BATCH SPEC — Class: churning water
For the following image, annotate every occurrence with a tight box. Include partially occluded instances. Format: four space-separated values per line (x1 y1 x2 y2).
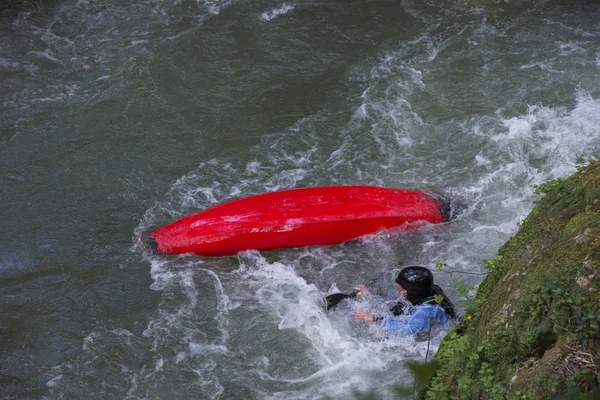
2 0 600 398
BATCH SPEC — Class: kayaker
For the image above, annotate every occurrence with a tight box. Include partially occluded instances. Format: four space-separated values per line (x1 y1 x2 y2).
352 266 456 335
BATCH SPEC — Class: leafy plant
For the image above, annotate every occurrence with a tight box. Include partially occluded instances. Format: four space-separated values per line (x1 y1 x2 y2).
533 177 567 197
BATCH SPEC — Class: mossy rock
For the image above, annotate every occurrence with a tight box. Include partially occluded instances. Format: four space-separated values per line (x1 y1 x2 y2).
426 161 600 399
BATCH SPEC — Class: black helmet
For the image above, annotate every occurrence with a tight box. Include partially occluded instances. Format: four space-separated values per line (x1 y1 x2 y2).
395 266 434 304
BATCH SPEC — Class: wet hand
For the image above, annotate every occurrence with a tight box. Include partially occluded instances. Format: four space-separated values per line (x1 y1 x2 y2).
353 284 369 297
353 310 375 322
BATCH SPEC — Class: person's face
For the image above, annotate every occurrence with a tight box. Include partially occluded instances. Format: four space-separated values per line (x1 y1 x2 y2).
396 284 407 300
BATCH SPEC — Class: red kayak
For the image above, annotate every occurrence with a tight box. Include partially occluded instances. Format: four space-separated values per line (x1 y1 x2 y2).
147 186 449 257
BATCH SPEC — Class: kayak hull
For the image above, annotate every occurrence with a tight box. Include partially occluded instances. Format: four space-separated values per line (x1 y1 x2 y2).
148 186 447 256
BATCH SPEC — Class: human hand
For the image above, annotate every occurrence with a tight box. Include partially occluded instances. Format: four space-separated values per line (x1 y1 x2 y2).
353 310 374 322
397 288 407 301
395 283 407 300
353 284 369 297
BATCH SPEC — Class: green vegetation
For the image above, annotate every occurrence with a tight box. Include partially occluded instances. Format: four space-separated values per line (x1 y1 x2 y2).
425 160 600 399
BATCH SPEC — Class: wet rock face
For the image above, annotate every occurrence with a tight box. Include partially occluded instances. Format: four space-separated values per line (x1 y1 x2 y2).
428 161 600 399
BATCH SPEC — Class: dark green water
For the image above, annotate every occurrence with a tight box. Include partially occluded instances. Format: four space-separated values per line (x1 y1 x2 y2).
2 0 600 398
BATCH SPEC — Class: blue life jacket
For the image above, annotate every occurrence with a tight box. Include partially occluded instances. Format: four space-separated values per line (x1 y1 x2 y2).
379 303 448 335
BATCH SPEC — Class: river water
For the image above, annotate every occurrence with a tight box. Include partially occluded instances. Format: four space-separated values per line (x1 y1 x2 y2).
2 0 600 398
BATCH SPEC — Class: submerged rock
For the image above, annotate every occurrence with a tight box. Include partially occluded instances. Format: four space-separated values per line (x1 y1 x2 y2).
428 161 600 399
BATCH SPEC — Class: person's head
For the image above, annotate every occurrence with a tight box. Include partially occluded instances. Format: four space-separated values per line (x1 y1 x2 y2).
395 266 434 304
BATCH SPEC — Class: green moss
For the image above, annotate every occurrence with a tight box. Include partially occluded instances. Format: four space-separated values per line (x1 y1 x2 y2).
426 161 600 399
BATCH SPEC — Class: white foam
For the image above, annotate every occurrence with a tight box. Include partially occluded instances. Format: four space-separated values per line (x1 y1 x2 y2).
129 39 149 47
519 62 563 73
126 374 138 398
30 49 63 64
155 358 164 371
224 252 454 398
475 154 491 166
202 0 233 16
499 90 600 181
559 42 585 56
246 161 262 174
82 331 98 351
261 4 295 21
46 375 62 388
0 58 23 70
188 342 229 357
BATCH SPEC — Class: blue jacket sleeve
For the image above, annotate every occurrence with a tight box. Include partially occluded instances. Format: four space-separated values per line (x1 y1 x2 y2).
379 304 448 335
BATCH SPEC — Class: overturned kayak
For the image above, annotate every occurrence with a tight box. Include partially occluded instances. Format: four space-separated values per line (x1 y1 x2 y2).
147 186 449 257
